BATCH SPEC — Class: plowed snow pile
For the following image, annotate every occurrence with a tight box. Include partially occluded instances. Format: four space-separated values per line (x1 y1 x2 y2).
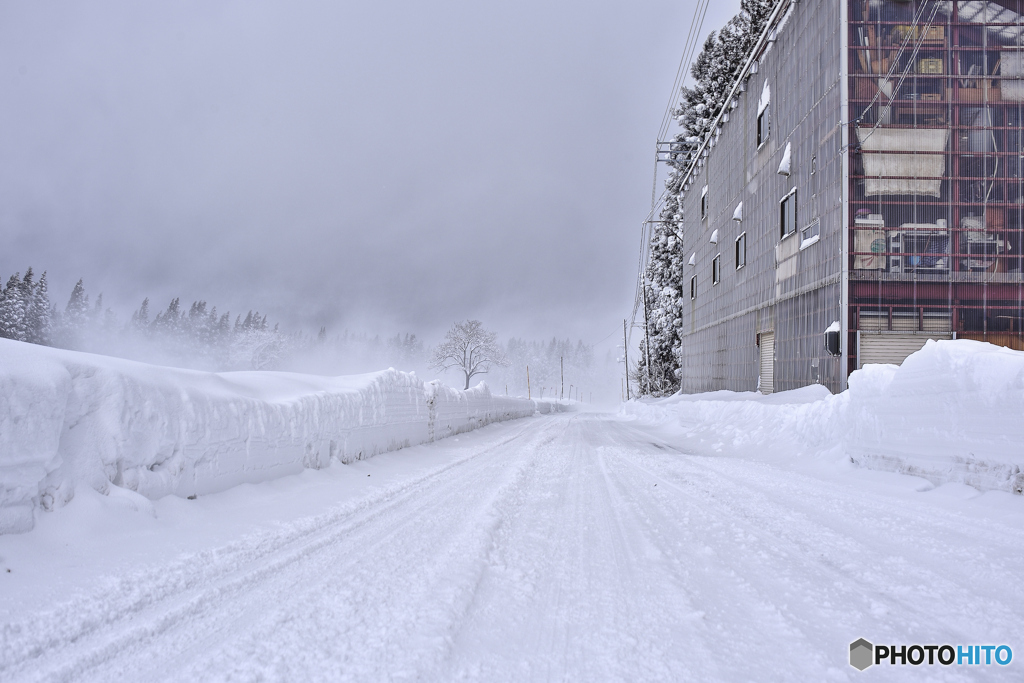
0 339 536 534
624 339 1024 495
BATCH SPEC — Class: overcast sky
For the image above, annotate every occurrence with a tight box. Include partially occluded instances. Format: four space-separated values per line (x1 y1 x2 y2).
0 0 737 348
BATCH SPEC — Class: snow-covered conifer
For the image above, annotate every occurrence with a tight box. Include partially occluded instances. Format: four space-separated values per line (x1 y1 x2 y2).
640 1 777 395
65 279 90 331
0 273 27 341
133 298 151 329
25 270 52 345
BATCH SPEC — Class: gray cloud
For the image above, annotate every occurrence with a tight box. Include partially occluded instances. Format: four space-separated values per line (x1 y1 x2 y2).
0 0 737 346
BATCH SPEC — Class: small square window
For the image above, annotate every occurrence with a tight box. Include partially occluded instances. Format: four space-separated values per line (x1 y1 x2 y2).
780 189 797 238
690 275 696 300
735 232 747 269
712 254 722 285
757 109 770 147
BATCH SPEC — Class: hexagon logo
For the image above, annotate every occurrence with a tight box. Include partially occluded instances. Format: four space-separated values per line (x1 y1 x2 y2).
850 638 874 671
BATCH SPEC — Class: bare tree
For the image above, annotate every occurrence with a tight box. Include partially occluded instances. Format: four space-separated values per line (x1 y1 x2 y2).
431 320 508 389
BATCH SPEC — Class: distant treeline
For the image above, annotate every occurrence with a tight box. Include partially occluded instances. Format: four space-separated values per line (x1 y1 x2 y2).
0 267 597 390
0 266 423 371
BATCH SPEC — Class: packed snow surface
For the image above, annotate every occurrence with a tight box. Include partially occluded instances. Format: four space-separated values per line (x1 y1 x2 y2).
625 340 1024 495
0 339 537 534
0 411 1021 681
1 338 1022 680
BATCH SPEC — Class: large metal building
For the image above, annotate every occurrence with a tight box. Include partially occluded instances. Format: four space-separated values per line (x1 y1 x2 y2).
672 0 1024 394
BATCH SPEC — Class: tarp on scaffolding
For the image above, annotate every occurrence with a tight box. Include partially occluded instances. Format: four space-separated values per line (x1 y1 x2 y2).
857 128 948 197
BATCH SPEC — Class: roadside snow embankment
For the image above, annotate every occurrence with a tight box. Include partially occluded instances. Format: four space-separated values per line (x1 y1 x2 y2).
624 340 1024 495
0 339 536 534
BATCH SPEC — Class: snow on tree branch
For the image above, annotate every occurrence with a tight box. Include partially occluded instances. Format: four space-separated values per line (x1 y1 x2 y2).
430 320 508 390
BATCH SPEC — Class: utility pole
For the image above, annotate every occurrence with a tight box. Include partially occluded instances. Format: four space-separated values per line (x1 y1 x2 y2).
642 277 653 395
527 365 531 399
623 318 630 401
560 356 564 400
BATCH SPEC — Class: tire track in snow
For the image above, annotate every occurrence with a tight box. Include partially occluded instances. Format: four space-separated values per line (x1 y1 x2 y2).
6 412 1021 682
442 416 711 682
598 416 1024 682
0 418 554 683
171 417 572 682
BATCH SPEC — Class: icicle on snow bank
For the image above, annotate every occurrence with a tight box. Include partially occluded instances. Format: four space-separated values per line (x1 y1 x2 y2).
0 339 538 534
623 340 1024 495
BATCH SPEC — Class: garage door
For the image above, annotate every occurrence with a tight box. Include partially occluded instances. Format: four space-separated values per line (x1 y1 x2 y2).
759 332 775 394
858 332 952 367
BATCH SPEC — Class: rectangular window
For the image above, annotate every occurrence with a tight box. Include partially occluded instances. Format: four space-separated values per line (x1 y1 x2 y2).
780 189 797 238
800 218 820 250
712 254 722 285
735 232 747 268
757 109 769 147
757 81 770 148
700 185 708 221
690 275 696 300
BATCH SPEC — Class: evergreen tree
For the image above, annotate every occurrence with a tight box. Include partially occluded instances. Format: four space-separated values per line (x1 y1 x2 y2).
91 293 105 326
642 0 777 395
154 298 181 334
0 273 27 341
26 271 52 345
132 298 150 329
65 279 90 332
187 301 211 349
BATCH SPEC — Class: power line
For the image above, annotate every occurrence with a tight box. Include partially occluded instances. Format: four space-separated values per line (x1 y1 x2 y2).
631 0 791 367
657 0 711 143
633 0 714 360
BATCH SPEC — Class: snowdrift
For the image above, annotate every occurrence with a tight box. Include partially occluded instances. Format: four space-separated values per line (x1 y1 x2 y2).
0 340 537 534
624 340 1024 495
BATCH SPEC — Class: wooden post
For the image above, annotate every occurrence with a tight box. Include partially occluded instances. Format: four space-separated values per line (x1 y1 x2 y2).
560 357 564 400
527 365 531 399
623 319 631 400
642 276 652 395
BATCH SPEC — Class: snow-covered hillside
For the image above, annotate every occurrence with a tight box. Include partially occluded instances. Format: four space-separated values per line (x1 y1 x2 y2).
624 339 1024 495
0 339 538 534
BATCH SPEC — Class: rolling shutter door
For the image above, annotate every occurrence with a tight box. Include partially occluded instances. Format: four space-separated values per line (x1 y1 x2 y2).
759 332 775 394
858 333 952 367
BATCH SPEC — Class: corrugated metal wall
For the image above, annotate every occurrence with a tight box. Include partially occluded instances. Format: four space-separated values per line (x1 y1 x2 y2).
848 0 1024 369
676 0 845 393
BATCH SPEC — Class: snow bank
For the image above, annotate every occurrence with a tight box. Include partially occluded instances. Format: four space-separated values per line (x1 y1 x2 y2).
623 340 1024 495
532 399 575 415
0 339 537 534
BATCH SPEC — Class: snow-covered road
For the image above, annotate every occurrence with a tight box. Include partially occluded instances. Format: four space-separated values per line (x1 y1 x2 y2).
2 412 1022 682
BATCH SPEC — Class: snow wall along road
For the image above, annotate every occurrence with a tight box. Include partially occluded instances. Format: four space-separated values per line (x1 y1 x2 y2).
0 339 538 534
624 340 1024 496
